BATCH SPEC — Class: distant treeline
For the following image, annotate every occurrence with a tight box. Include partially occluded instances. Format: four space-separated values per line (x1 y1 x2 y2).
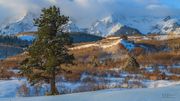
0 35 31 47
0 32 102 48
70 32 103 43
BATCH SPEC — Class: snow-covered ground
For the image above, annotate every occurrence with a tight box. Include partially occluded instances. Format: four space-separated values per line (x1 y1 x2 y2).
1 85 180 101
0 72 180 99
144 80 180 88
0 79 24 98
0 63 180 99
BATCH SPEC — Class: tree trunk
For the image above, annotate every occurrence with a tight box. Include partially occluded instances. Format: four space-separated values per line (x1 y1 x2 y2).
50 68 59 95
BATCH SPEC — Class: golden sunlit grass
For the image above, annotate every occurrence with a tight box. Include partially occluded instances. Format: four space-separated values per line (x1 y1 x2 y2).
137 50 180 66
0 52 27 69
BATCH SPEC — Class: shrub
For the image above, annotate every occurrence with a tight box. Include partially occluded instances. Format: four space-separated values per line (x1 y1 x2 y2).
0 67 15 79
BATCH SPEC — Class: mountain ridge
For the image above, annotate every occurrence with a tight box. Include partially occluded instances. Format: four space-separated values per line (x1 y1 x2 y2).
0 12 180 36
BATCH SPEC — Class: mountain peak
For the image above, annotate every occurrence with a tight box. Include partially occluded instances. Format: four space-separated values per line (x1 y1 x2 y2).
0 12 37 35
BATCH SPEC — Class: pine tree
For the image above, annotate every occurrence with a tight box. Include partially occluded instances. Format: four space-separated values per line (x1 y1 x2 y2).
123 55 140 73
21 6 74 95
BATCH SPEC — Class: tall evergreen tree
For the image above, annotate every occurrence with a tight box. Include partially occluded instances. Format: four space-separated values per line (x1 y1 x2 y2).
21 6 74 95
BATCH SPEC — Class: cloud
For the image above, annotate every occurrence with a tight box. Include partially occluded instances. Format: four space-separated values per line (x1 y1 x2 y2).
0 0 53 24
0 0 180 27
57 0 180 27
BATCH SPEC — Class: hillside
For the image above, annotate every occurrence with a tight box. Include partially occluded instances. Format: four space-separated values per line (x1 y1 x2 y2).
0 35 180 98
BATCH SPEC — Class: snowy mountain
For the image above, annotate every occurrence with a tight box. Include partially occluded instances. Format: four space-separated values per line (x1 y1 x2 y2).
0 12 180 36
0 12 37 35
89 14 180 36
0 13 80 35
88 15 142 36
152 16 180 34
62 20 81 33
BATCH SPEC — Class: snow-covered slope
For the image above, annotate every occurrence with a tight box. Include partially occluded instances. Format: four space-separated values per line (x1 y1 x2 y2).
1 85 180 101
120 39 135 51
119 38 157 52
0 79 25 98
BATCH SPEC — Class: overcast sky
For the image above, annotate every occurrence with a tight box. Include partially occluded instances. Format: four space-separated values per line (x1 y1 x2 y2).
0 0 180 27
